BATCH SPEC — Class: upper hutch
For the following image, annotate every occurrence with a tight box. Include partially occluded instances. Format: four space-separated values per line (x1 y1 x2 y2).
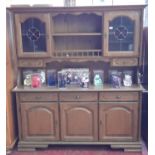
7 5 146 152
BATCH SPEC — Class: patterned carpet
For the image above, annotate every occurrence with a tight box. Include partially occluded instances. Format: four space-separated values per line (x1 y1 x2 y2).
9 143 148 155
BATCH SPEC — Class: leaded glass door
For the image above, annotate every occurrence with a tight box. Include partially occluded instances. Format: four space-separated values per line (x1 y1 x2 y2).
104 11 140 57
15 14 51 57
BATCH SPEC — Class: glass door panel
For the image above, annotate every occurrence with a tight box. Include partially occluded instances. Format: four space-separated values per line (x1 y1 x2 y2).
104 11 140 57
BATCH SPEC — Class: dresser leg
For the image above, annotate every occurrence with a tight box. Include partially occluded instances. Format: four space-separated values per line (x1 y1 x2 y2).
111 143 142 152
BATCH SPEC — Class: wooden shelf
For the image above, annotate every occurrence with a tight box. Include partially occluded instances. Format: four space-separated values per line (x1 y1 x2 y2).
54 49 102 52
13 84 144 92
52 33 102 36
53 49 102 57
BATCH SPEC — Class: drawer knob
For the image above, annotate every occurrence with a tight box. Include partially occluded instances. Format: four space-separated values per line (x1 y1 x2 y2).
99 120 102 125
116 96 121 99
35 96 42 100
75 95 80 99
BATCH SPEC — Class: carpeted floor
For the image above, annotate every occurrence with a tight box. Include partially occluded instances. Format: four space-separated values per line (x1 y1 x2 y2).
8 143 148 155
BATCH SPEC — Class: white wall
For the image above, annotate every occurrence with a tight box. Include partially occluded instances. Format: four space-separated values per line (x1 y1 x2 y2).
6 0 146 6
6 0 147 27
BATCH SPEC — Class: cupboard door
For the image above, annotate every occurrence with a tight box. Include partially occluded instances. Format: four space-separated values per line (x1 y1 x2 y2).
60 102 98 141
21 102 59 141
104 11 140 57
15 13 51 58
99 102 139 141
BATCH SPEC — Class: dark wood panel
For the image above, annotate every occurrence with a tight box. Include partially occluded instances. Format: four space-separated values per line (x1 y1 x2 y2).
53 36 102 51
52 14 102 33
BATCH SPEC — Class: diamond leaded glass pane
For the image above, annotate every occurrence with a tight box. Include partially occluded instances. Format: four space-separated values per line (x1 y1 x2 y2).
108 16 134 52
21 18 46 52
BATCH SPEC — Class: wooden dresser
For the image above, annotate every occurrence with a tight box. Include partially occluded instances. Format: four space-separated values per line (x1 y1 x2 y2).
7 5 145 152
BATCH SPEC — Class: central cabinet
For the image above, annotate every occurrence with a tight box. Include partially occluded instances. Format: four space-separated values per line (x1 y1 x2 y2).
59 92 98 141
60 102 98 141
8 5 145 152
52 13 102 58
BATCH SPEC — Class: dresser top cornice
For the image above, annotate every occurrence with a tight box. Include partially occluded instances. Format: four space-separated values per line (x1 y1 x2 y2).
7 5 146 13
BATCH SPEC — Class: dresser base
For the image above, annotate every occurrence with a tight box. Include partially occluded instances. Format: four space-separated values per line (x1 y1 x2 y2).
17 141 142 152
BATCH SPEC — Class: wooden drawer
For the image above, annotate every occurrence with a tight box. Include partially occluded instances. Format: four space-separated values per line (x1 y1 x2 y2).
59 92 98 102
99 92 139 101
111 58 138 67
19 93 58 102
18 59 44 68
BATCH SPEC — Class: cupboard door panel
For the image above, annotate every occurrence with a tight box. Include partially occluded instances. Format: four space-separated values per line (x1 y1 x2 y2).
104 11 140 57
21 102 59 141
99 102 139 141
60 102 98 141
15 13 51 58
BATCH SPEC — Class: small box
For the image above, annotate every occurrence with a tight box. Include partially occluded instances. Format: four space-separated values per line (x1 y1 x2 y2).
123 70 133 87
109 70 122 88
47 69 57 86
93 70 104 86
31 74 42 88
23 69 46 87
58 68 90 88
